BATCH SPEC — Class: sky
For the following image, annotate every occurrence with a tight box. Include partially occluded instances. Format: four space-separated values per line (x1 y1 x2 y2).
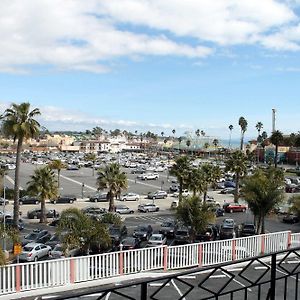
1 0 300 140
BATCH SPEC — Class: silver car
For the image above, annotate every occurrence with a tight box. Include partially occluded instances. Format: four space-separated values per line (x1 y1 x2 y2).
138 203 159 213
115 205 134 214
19 243 51 262
121 193 140 201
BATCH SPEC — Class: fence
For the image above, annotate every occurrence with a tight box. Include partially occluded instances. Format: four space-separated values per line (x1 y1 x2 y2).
0 230 298 297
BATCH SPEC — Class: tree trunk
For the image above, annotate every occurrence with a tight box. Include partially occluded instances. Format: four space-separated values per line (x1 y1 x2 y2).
203 190 207 202
92 164 95 177
261 214 265 234
13 137 23 226
40 198 47 223
108 191 115 212
234 173 240 203
57 169 60 191
179 179 183 203
274 145 278 168
240 133 244 151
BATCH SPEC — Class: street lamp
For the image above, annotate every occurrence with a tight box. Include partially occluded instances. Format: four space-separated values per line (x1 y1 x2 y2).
81 183 85 199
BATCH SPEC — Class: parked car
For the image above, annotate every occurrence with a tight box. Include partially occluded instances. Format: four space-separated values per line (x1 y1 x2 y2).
174 228 190 242
0 197 9 206
224 203 247 213
89 193 108 202
214 207 225 217
19 243 51 262
169 184 179 193
172 190 190 198
36 232 52 244
22 230 50 246
220 188 235 195
49 244 82 259
120 193 140 201
138 203 159 213
27 209 59 219
133 225 153 240
224 181 236 188
220 226 236 240
283 214 300 224
222 218 235 227
120 237 140 250
115 205 134 214
50 196 76 204
45 233 61 249
82 206 107 217
147 190 167 199
109 225 128 245
194 225 219 242
67 165 79 171
240 223 256 237
285 184 300 193
4 217 25 231
159 221 177 237
147 234 167 246
19 196 39 205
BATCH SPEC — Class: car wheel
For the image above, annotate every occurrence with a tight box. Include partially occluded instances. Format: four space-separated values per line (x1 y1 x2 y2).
242 208 246 212
152 196 156 200
19 201 23 205
34 256 38 262
135 198 138 201
130 211 134 214
146 209 149 213
230 209 233 213
34 215 38 219
123 198 126 201
35 200 39 204
70 200 74 204
53 200 57 204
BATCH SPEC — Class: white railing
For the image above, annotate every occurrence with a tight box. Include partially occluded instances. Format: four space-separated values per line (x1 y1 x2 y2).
0 230 297 297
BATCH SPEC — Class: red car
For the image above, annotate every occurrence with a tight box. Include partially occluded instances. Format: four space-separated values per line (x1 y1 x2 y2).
224 203 247 213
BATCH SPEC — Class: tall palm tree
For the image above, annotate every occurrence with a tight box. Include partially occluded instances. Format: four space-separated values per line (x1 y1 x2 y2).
85 153 97 176
204 142 210 158
238 116 248 151
172 129 176 137
225 151 248 202
27 166 58 223
256 122 263 136
170 156 191 202
200 130 205 137
255 122 263 163
186 139 191 152
49 159 66 193
200 164 221 201
261 131 268 163
228 125 233 149
1 102 41 225
212 139 219 151
178 137 182 152
187 168 205 197
242 168 284 233
161 131 164 138
270 130 284 168
97 163 128 212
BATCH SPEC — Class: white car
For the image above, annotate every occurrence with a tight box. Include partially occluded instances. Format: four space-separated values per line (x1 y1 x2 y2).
115 205 134 214
138 203 160 213
147 234 167 246
19 243 51 262
172 190 190 198
50 244 81 259
140 173 159 180
121 193 140 201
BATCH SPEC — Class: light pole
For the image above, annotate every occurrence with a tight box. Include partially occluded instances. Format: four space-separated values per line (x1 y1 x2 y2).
3 175 6 251
81 183 85 199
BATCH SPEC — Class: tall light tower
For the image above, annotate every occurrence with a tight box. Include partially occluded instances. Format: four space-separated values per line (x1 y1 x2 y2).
272 108 276 133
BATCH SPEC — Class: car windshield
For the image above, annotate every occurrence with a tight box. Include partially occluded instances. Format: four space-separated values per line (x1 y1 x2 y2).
150 236 161 241
176 230 188 235
137 227 147 232
23 246 33 252
243 224 255 229
54 246 63 252
123 238 134 244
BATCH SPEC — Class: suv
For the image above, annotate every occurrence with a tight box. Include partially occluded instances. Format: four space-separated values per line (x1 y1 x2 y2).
50 196 76 204
133 225 153 240
159 221 177 238
89 193 108 202
138 203 159 213
174 228 190 242
240 223 256 237
147 190 167 199
140 173 159 180
27 209 59 219
19 196 39 205
224 203 247 213
115 205 134 214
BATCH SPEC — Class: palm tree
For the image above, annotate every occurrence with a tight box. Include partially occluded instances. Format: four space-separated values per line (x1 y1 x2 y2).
1 102 41 225
176 196 215 242
261 131 268 163
186 139 191 154
0 169 5 197
85 153 97 176
49 159 66 193
170 156 191 202
212 138 219 151
225 151 248 202
200 130 205 137
27 166 58 223
57 208 111 255
187 168 205 197
256 122 263 136
270 130 284 168
172 129 176 137
178 137 182 152
200 164 221 201
97 163 128 212
242 168 284 234
238 116 248 151
228 125 233 149
204 142 210 158
161 131 164 138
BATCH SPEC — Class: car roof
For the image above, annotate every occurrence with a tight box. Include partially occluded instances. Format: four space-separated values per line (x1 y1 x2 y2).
25 242 44 247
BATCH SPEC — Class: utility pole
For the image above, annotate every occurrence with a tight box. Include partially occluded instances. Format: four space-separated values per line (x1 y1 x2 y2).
3 175 6 251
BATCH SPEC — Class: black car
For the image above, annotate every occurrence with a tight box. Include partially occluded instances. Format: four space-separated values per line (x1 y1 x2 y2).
89 193 108 202
45 233 61 249
36 232 52 244
22 230 50 246
159 221 177 238
27 209 59 219
50 196 76 204
120 237 140 250
19 196 39 205
3 218 25 231
283 214 300 224
174 228 190 242
240 223 256 237
133 225 153 241
219 226 236 240
194 225 219 242
109 225 128 246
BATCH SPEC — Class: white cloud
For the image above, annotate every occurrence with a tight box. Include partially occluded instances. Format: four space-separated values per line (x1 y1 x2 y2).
0 1 300 73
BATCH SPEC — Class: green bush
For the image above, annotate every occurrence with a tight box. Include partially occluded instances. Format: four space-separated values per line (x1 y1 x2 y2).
1 188 27 200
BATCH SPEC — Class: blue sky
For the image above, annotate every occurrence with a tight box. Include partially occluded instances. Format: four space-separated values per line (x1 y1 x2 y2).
1 0 300 139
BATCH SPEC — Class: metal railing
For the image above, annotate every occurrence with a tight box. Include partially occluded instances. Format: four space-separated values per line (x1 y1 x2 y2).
0 230 298 297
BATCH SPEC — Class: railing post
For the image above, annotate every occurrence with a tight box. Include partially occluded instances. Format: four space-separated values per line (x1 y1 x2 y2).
261 235 265 255
119 251 124 275
163 246 168 271
140 282 147 300
70 259 75 284
15 265 21 292
198 244 203 267
232 240 236 261
268 253 277 300
287 231 292 249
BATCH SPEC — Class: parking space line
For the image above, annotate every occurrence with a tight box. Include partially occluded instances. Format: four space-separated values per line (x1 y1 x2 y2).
178 275 196 279
150 283 170 287
221 271 252 292
128 178 160 189
171 279 186 300
59 174 97 191
210 275 226 278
